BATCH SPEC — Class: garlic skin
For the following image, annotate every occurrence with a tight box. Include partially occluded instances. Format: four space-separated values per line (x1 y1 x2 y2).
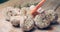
1 7 14 20
0 20 13 32
34 9 56 28
22 15 34 31
45 10 56 22
34 15 50 28
1 7 20 20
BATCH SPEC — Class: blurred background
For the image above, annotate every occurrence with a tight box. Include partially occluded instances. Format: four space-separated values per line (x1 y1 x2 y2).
0 0 60 17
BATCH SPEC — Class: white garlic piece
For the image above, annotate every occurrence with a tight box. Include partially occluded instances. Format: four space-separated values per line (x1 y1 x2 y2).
10 16 20 27
30 5 35 10
20 16 27 27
